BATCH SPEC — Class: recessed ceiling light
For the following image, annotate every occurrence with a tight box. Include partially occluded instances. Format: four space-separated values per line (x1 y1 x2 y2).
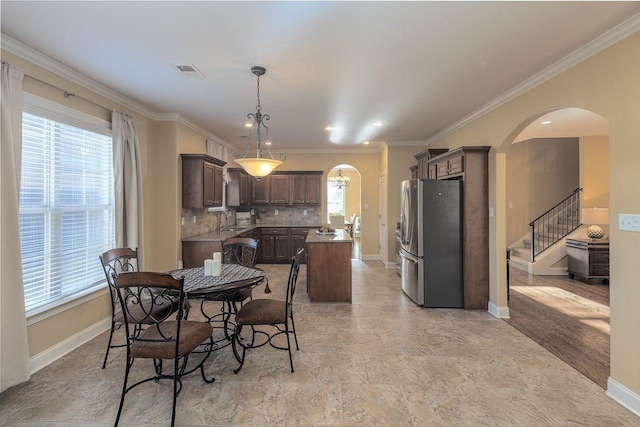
325 126 333 131
363 141 370 145
542 120 552 125
265 141 272 146
245 123 253 128
372 122 384 127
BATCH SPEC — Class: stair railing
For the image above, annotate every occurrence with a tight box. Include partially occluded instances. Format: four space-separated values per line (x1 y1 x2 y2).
529 188 582 262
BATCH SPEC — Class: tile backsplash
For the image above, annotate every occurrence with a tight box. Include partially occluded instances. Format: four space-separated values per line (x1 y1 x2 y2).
243 206 321 226
181 205 321 238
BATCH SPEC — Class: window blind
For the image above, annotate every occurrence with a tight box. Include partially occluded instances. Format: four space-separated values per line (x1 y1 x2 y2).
20 110 115 313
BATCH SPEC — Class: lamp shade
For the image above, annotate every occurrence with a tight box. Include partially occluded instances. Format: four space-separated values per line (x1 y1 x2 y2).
235 157 283 177
582 208 609 225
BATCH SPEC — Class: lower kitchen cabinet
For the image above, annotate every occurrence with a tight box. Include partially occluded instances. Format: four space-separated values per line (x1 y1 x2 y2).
289 228 310 263
259 227 289 263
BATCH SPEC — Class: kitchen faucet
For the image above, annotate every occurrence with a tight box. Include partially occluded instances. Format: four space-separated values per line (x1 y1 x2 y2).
217 209 229 231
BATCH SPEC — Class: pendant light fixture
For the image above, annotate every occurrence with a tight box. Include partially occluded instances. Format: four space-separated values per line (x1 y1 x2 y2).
329 168 351 189
232 66 285 178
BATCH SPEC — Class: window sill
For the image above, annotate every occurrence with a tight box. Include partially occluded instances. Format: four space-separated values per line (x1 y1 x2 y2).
26 283 109 326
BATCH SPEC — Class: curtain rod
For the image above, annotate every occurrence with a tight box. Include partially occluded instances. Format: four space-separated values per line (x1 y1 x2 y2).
24 73 112 113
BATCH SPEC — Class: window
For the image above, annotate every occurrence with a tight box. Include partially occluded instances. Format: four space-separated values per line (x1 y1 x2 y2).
327 183 345 222
20 94 115 314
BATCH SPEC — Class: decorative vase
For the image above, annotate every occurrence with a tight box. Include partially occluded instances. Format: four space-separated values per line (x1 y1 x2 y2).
586 225 605 239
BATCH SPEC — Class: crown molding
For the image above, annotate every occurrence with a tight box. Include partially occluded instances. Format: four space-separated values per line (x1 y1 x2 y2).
425 11 640 146
385 140 427 147
2 34 158 118
2 33 234 148
276 147 382 155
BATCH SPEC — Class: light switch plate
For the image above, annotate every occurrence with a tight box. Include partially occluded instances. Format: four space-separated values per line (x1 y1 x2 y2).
619 213 640 232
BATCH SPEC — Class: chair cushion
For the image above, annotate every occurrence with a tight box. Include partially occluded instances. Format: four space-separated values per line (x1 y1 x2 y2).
130 320 213 359
235 299 287 326
113 297 179 324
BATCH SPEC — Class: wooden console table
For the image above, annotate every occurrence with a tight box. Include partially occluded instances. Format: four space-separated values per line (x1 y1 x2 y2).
566 238 609 283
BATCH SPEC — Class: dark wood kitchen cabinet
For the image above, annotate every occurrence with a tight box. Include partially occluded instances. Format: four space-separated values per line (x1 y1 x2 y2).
414 148 448 179
181 154 226 209
290 172 322 205
435 152 464 179
226 168 250 207
289 228 310 263
250 174 290 204
251 176 270 204
259 227 289 263
270 175 290 204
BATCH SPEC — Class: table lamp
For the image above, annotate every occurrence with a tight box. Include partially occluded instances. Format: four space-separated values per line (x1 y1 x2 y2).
582 207 609 239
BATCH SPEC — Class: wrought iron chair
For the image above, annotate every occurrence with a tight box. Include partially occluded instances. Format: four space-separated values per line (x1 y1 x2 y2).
197 238 261 338
99 248 178 369
232 248 304 374
113 272 214 427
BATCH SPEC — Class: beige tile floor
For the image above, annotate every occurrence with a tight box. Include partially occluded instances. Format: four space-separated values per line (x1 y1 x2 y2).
1 260 638 426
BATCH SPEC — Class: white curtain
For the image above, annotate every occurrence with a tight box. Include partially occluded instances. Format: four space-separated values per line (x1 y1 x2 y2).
206 139 230 184
112 111 144 267
0 60 30 391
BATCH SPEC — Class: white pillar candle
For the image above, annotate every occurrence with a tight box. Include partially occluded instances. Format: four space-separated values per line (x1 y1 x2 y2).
213 252 221 262
204 259 214 276
212 257 222 277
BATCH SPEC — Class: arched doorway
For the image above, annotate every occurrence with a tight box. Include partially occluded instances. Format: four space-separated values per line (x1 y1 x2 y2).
327 164 361 259
501 107 610 388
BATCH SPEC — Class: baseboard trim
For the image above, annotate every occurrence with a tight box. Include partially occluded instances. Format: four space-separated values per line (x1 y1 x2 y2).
607 377 640 417
29 317 111 374
360 254 380 261
488 301 510 318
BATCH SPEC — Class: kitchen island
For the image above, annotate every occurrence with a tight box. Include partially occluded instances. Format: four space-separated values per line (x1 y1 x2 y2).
306 229 353 303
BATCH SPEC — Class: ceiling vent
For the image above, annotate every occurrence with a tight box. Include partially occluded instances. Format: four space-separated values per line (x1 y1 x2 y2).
174 64 205 78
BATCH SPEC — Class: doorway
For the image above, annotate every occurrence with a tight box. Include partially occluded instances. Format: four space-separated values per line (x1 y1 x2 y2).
327 164 361 259
503 107 610 388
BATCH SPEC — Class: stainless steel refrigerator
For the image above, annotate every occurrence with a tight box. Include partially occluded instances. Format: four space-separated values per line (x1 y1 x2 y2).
399 179 463 307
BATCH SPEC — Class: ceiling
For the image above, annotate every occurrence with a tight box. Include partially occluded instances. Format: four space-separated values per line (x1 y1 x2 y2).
2 2 639 153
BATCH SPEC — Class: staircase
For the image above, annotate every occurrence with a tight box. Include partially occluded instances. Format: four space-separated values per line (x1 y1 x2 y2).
509 188 583 275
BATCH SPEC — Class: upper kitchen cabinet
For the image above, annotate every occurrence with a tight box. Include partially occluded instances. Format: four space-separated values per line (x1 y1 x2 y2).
414 148 448 179
290 172 322 205
250 174 289 204
181 154 226 209
270 175 290 204
226 168 251 207
249 171 321 205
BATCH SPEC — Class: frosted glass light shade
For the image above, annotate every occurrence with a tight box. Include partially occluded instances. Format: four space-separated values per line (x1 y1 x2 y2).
235 157 283 177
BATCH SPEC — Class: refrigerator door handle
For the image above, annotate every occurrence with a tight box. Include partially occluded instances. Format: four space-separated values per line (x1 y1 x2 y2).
400 248 419 263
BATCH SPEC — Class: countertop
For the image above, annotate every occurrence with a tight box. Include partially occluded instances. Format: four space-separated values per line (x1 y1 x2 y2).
306 228 353 243
183 223 321 242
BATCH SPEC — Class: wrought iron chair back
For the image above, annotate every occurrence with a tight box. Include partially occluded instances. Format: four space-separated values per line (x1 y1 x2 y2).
232 248 304 374
222 237 258 267
113 272 214 427
99 247 138 369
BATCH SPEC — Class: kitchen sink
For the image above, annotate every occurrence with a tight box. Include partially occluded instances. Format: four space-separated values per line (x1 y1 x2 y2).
221 226 250 232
